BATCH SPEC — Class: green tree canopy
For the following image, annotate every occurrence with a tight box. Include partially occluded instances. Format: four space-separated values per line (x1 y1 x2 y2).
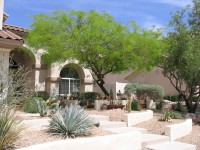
160 0 200 113
27 10 164 95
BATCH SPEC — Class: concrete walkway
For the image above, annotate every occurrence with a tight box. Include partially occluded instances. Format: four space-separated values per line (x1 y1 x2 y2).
21 113 196 150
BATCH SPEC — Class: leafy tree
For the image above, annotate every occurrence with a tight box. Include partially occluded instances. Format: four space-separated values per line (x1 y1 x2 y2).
27 10 164 95
160 0 200 113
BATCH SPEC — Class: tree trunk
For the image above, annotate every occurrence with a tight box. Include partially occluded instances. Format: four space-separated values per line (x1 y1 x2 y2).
96 80 109 96
185 99 197 113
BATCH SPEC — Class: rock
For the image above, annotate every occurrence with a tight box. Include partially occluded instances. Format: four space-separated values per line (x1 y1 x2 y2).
92 118 100 127
185 113 195 119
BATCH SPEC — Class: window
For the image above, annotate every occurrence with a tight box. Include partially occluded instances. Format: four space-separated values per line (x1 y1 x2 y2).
59 66 80 95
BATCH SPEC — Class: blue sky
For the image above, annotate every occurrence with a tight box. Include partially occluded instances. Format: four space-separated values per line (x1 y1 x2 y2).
4 0 192 30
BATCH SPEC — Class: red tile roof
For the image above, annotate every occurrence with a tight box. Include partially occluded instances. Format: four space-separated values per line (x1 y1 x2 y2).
0 28 24 41
3 24 28 33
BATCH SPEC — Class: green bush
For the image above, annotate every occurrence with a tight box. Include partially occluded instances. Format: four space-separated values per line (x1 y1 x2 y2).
0 105 25 149
35 99 49 117
192 96 198 102
83 92 101 100
156 100 163 110
35 91 49 100
170 95 178 102
131 100 141 111
171 111 182 119
49 104 93 138
23 97 43 113
125 83 164 100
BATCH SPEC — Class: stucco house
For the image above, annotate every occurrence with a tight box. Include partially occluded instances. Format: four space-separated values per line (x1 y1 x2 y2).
0 0 178 100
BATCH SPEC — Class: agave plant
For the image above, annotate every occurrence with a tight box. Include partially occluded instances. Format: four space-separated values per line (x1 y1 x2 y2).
0 105 25 149
49 104 93 138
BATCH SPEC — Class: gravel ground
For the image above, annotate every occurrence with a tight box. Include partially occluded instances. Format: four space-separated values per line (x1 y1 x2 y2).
15 109 200 149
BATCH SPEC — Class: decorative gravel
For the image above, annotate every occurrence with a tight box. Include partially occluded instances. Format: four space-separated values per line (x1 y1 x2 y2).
15 109 200 149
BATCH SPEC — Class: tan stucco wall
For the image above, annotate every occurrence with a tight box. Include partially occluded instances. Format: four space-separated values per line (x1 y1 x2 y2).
129 67 178 96
93 71 130 95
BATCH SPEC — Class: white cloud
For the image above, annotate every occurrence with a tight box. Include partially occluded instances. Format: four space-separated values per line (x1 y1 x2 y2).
151 0 192 7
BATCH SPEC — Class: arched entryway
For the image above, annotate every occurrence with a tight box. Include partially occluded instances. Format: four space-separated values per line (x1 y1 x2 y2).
10 48 36 90
59 65 80 95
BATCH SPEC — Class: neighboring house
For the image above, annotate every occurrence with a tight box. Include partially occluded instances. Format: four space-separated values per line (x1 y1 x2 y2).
124 67 178 96
94 67 178 97
0 1 178 99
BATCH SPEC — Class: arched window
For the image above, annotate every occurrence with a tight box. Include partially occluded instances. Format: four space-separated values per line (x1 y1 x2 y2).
59 66 80 95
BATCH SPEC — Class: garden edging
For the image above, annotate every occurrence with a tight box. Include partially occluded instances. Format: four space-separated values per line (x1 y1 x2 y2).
165 119 192 141
123 110 153 127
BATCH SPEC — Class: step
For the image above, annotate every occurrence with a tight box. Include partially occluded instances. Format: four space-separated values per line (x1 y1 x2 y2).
89 115 110 121
146 141 196 150
100 121 127 128
142 134 170 148
104 127 147 134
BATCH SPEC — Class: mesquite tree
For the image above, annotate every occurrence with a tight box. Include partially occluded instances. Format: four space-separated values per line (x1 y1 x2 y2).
160 0 200 113
27 10 164 95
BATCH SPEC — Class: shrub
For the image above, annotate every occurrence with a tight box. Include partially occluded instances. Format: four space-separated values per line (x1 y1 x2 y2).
125 83 164 100
170 95 178 102
35 99 49 117
35 91 49 100
156 100 163 110
23 97 39 113
131 100 141 111
83 92 101 100
49 104 93 138
0 105 25 149
171 111 182 119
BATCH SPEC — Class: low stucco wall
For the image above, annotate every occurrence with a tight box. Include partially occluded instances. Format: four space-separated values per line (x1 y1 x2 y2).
165 119 192 141
18 132 141 150
123 110 153 127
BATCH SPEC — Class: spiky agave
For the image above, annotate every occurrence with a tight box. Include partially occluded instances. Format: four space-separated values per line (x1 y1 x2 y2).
0 105 26 149
49 104 93 138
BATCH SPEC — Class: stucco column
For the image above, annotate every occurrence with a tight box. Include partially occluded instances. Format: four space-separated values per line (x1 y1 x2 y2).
0 48 11 99
0 0 4 30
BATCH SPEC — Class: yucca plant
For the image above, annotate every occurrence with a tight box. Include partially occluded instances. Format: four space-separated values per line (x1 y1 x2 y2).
0 105 25 149
49 104 93 138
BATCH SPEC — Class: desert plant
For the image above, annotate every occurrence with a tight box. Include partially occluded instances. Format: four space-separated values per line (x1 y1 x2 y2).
23 97 39 113
163 110 172 121
131 100 141 111
49 104 93 138
171 111 182 119
35 99 49 117
0 105 25 149
0 66 35 106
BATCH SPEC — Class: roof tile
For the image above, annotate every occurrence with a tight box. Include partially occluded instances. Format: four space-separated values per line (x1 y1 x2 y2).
0 28 24 41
